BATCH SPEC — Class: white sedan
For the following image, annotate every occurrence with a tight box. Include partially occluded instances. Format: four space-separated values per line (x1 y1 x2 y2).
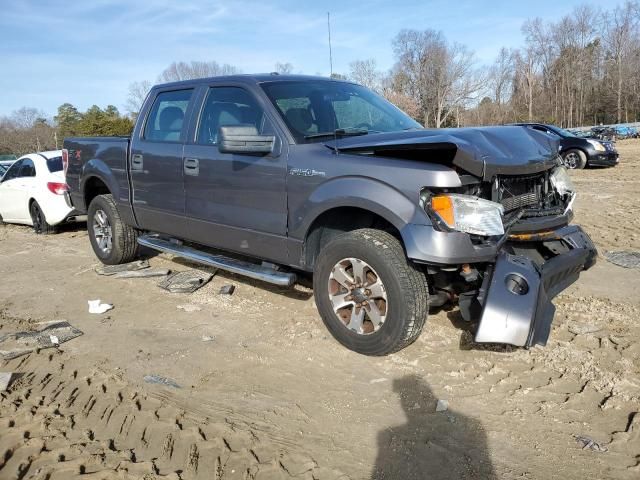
0 150 83 233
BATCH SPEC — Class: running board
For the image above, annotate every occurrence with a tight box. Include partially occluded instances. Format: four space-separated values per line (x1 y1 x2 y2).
137 236 296 287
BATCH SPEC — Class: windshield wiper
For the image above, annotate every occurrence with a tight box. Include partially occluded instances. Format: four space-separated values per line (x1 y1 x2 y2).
304 128 370 140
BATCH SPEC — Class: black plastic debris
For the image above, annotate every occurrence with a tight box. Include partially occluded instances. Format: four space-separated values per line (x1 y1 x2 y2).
143 374 181 388
96 260 150 276
603 251 640 269
219 284 236 295
574 435 608 452
112 268 171 279
158 271 213 293
0 321 83 360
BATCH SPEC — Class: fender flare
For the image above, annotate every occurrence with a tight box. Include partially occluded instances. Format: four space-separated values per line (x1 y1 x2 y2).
291 176 431 242
79 158 120 210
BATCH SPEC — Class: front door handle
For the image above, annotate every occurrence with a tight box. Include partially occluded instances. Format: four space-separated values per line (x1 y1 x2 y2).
131 154 144 171
184 157 199 176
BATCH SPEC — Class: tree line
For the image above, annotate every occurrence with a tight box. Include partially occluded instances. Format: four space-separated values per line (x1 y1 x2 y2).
1 1 638 156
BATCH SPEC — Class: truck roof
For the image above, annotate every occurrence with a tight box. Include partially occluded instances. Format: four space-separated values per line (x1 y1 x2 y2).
152 73 352 90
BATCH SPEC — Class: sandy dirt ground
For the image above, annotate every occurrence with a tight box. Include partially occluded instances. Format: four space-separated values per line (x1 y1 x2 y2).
1 140 640 480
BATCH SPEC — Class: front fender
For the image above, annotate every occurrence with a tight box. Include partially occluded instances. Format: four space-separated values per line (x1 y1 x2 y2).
290 176 431 240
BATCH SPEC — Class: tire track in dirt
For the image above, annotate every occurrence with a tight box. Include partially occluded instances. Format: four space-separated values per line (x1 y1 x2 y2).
0 350 347 480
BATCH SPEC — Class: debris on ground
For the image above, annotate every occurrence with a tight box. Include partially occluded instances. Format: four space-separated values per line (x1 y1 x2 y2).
95 260 150 275
112 268 170 279
158 271 214 293
0 372 13 391
603 251 640 269
574 435 608 452
435 399 449 412
219 284 236 295
143 374 181 388
0 321 83 359
177 304 202 312
88 299 114 314
201 335 215 342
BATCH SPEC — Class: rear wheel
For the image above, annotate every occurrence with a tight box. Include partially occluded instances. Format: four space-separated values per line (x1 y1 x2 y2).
562 149 587 169
30 201 56 234
313 228 428 356
88 194 139 265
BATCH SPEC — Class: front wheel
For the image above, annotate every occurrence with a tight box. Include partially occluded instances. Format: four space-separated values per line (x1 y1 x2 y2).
562 149 587 169
313 229 429 356
87 194 139 265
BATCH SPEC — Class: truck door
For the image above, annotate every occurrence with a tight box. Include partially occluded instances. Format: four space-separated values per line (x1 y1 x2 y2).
130 88 195 236
181 85 289 263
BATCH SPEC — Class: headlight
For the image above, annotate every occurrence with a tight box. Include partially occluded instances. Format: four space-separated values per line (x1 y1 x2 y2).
587 139 606 152
429 194 504 236
550 166 574 196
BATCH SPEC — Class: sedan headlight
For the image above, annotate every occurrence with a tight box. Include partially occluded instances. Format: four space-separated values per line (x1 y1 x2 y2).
550 166 575 196
587 139 606 152
429 194 504 236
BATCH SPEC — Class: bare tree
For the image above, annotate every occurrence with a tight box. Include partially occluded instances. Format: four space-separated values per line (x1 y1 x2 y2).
125 80 152 117
391 29 483 127
348 59 382 91
157 61 240 83
275 62 294 74
604 1 640 123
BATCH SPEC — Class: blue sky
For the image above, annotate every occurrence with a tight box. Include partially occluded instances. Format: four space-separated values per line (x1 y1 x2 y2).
0 0 621 117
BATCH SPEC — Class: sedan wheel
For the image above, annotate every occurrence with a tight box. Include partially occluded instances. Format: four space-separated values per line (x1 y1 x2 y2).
30 201 55 234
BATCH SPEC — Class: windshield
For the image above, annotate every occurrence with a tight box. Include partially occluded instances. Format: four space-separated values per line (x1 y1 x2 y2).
548 126 577 138
46 156 63 173
261 80 422 142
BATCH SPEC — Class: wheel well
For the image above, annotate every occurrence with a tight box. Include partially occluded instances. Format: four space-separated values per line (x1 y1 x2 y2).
84 177 110 209
303 207 401 269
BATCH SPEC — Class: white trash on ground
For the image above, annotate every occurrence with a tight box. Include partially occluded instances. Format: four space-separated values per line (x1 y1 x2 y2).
88 300 114 314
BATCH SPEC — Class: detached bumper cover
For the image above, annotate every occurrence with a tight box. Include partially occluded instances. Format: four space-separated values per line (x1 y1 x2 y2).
475 225 597 347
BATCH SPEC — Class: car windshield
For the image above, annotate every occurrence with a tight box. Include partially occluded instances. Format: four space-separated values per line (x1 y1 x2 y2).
46 156 63 172
549 126 577 138
261 80 422 142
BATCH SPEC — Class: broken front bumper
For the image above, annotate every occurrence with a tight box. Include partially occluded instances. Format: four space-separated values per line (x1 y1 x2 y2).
474 225 597 347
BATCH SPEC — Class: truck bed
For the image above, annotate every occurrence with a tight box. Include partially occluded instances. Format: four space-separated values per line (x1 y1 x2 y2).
64 136 131 213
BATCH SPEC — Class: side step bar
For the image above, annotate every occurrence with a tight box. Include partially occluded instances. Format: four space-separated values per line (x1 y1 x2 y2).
137 235 297 287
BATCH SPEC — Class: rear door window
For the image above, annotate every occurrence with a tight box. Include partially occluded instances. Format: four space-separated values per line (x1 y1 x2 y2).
18 159 36 177
144 89 193 142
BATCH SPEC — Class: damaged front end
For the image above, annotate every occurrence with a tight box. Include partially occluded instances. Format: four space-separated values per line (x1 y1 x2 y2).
474 225 596 347
423 165 596 348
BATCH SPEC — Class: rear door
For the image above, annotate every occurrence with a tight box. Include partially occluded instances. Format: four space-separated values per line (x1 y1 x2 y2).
130 88 195 236
0 159 24 221
181 84 289 262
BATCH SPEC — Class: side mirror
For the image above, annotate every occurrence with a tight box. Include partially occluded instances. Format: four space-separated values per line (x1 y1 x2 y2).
218 125 274 154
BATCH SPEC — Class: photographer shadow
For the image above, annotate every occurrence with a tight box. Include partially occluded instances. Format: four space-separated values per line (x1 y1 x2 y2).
372 374 496 479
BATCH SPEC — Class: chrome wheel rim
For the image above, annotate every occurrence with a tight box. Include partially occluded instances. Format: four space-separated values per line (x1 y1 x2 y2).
564 152 579 169
328 257 387 335
92 209 113 254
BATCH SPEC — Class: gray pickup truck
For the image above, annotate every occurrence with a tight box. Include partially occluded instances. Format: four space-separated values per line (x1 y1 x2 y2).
64 74 596 355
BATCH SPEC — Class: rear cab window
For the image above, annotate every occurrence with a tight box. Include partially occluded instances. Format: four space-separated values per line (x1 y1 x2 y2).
143 89 193 142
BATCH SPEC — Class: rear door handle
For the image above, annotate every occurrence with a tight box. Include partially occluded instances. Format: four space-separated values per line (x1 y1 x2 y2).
184 157 199 176
131 154 144 171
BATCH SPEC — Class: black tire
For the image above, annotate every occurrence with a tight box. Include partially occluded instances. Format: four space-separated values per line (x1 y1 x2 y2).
562 149 587 169
30 201 56 234
313 228 428 356
87 194 139 265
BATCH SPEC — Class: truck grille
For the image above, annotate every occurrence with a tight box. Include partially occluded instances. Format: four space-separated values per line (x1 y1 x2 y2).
497 174 544 213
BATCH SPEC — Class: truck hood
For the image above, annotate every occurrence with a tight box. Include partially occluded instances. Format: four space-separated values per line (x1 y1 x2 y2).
325 126 560 180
